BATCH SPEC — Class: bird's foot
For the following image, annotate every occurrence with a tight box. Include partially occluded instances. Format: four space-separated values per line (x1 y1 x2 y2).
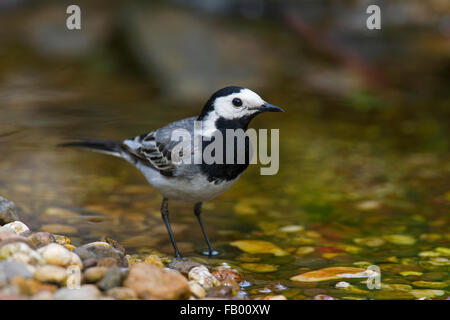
174 252 184 260
201 249 220 257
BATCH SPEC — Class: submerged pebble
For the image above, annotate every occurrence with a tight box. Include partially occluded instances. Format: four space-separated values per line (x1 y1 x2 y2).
98 266 122 291
168 258 203 276
31 291 55 300
0 226 15 235
43 207 79 218
314 294 335 300
234 202 257 215
410 289 445 299
100 236 126 255
40 224 77 235
263 294 287 300
54 235 71 246
400 271 423 277
11 276 57 296
230 240 288 256
355 200 381 211
419 251 441 257
420 234 442 242
188 280 206 298
3 221 29 235
74 241 127 268
383 234 416 245
106 287 137 300
435 247 450 256
0 202 247 300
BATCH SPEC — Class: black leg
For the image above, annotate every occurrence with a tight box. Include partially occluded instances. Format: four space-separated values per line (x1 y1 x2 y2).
161 197 182 259
194 202 216 257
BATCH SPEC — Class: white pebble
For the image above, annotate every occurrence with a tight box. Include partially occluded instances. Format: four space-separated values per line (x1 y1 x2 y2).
38 243 73 267
3 221 29 235
69 252 83 268
335 281 351 288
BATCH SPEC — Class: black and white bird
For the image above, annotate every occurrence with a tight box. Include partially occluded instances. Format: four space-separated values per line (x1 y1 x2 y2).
61 86 284 258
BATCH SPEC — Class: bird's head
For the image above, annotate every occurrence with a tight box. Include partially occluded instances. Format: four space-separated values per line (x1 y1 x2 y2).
198 86 284 122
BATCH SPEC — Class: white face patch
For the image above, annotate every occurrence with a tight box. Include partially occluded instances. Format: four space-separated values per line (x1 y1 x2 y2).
212 88 265 120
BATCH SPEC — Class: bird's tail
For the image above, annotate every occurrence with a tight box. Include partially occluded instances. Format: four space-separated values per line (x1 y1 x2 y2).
58 138 123 157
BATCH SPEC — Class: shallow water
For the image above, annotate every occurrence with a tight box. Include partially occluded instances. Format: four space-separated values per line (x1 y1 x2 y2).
1 58 449 300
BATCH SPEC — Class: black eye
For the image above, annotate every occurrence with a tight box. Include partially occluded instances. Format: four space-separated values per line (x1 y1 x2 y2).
232 98 243 107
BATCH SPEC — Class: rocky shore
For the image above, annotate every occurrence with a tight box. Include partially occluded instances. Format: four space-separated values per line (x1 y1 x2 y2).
2 193 448 300
0 196 251 300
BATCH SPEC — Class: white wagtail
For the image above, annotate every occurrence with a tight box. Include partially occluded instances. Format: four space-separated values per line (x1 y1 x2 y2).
61 86 284 258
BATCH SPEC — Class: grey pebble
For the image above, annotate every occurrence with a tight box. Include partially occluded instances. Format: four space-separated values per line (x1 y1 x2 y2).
0 196 19 225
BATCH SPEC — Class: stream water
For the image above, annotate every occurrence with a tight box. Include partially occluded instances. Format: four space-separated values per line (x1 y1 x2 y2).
1 68 448 299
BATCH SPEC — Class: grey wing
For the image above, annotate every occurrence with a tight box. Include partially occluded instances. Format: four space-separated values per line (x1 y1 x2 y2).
121 117 196 177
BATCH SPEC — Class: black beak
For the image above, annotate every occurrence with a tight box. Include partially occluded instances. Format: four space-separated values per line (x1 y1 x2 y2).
259 102 285 113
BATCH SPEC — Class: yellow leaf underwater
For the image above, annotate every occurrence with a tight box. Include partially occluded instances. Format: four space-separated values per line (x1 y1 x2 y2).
233 202 257 215
290 267 377 282
412 281 448 289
